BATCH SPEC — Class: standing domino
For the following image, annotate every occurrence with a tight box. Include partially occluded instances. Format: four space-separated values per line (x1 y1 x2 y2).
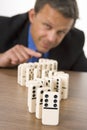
59 73 69 99
42 91 60 125
51 77 62 101
36 87 51 119
27 80 43 113
18 63 27 86
54 72 69 99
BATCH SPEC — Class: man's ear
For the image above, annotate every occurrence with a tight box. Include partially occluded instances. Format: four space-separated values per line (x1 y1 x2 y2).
28 9 36 23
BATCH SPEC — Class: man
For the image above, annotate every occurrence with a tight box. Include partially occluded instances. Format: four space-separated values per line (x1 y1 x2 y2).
0 0 87 71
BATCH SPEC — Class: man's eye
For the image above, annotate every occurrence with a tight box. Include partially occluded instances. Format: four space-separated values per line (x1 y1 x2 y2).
43 23 51 29
57 31 66 35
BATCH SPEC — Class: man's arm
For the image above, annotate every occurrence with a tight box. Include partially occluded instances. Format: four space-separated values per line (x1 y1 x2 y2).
0 45 42 67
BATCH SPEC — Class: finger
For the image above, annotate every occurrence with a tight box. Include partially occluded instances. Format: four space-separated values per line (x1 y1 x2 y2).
8 46 40 64
19 45 42 58
11 47 30 63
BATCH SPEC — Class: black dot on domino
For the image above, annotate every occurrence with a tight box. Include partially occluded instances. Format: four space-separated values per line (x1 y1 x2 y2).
33 90 35 93
48 80 50 82
57 79 59 81
41 90 43 94
46 83 48 86
40 99 43 103
54 95 58 98
53 104 57 108
45 94 49 98
44 103 48 107
32 94 36 97
33 86 36 89
54 99 57 103
45 99 48 102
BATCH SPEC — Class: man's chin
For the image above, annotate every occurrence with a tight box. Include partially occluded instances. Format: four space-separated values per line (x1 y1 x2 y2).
37 48 50 53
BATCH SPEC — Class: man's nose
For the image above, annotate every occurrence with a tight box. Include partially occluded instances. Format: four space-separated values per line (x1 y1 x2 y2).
47 31 57 43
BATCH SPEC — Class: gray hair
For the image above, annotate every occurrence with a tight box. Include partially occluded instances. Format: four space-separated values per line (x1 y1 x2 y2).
34 0 79 25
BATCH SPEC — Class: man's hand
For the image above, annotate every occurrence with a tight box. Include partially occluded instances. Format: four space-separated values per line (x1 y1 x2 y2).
0 45 42 67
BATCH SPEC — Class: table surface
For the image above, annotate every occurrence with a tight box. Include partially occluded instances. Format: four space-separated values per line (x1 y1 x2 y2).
0 69 87 130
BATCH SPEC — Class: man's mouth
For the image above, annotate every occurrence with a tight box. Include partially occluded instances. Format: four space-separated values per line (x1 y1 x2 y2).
41 42 50 49
43 44 49 49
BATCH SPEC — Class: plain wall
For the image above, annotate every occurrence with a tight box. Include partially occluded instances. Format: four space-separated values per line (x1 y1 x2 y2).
0 0 87 57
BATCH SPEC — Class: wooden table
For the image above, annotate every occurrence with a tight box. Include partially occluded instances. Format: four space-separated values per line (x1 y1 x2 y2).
0 69 87 130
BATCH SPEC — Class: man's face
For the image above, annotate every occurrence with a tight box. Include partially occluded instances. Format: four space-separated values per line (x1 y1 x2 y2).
29 4 74 53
